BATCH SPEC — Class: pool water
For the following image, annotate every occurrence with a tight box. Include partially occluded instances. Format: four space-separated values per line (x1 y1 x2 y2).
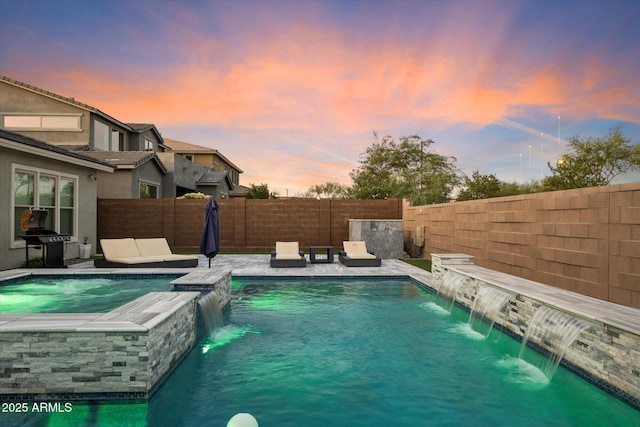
2 278 638 426
0 275 177 313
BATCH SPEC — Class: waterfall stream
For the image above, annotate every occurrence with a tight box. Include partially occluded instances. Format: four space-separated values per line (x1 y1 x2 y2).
436 271 467 312
518 305 593 380
197 291 224 337
468 285 513 337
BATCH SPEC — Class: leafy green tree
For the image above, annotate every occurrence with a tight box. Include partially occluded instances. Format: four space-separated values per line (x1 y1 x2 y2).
303 182 350 198
499 180 543 196
457 171 503 201
458 172 543 201
542 128 640 191
350 133 460 204
244 183 276 199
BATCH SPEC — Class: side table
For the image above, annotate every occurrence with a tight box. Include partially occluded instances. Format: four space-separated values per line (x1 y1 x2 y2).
309 246 334 264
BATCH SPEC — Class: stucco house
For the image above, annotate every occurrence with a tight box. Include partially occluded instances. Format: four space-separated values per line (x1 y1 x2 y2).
1 76 243 200
0 129 114 270
0 76 246 268
0 76 180 198
162 138 241 198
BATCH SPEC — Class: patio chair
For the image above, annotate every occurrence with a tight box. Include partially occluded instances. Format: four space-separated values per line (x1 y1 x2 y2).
270 241 307 268
338 241 381 267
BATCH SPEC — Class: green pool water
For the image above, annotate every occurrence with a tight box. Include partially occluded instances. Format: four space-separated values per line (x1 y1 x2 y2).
0 275 177 313
1 278 638 426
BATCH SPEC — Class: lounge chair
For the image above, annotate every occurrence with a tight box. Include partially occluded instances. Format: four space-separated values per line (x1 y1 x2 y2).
94 238 198 268
270 241 307 268
338 241 381 267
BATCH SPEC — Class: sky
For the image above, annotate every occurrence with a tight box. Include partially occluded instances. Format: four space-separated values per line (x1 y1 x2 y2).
1 0 638 196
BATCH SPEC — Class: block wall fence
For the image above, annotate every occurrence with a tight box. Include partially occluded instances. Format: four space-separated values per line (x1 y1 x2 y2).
97 198 402 253
403 182 640 309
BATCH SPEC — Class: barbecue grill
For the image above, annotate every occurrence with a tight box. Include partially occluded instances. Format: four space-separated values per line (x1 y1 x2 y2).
20 208 70 268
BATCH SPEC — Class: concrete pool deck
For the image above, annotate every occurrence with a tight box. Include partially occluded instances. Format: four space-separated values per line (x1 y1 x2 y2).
1 254 637 336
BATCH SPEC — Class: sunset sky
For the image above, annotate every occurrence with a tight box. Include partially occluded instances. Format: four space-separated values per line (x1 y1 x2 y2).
1 0 638 196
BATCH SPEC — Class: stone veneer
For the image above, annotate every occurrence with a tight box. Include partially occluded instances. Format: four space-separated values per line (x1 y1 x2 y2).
431 254 640 410
348 219 404 259
171 268 232 309
1 291 201 401
0 270 234 401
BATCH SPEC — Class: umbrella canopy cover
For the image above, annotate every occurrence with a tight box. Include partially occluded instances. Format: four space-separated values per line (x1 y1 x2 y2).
199 197 220 260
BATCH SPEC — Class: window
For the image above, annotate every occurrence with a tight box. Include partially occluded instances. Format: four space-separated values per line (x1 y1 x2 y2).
93 121 126 151
185 155 193 161
93 120 110 151
139 181 159 199
144 138 154 151
13 170 35 238
12 165 77 244
112 130 125 151
2 114 81 131
59 178 75 235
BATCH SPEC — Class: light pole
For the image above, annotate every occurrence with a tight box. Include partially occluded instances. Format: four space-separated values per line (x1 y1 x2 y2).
519 153 523 175
528 145 532 180
540 132 544 177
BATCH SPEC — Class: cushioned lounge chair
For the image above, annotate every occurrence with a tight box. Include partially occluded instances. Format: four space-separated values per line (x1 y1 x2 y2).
338 241 381 267
270 241 307 268
94 238 198 268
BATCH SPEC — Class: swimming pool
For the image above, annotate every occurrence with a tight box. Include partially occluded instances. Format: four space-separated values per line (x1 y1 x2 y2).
0 275 179 313
1 278 638 426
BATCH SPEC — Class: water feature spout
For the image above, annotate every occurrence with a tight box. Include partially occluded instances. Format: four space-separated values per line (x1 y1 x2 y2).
436 271 467 312
468 285 514 337
198 291 224 337
518 306 594 380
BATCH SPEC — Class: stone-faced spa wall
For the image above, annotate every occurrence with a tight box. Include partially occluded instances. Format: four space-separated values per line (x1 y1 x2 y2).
0 293 199 401
348 219 404 259
431 254 640 409
404 182 640 309
171 269 232 310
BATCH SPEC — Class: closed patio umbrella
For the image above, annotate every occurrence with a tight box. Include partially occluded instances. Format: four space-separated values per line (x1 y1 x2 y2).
199 197 220 268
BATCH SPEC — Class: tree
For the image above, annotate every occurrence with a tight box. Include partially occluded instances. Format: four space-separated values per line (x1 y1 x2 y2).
303 182 350 198
350 133 460 204
542 127 640 191
244 183 276 199
457 171 503 201
457 171 543 201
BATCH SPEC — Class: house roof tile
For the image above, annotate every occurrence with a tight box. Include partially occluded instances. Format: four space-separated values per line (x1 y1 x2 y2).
163 138 243 172
0 128 114 171
82 151 168 174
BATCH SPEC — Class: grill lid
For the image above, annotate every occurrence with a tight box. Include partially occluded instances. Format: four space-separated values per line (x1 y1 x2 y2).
20 208 48 231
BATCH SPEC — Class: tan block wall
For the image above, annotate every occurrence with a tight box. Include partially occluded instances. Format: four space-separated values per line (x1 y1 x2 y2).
404 182 640 308
98 198 402 253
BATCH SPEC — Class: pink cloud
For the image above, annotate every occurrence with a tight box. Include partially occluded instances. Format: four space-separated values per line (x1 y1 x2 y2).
4 1 636 191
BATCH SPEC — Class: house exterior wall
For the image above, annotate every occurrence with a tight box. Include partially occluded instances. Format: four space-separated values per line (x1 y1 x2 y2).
0 147 99 270
132 161 165 198
189 152 240 185
156 152 198 196
191 153 214 168
96 170 134 198
195 184 230 200
96 162 165 199
129 129 165 152
0 80 90 145
90 114 131 151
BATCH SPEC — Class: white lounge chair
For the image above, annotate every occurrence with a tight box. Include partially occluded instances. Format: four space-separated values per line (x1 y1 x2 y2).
94 238 198 268
338 241 381 267
270 241 307 268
